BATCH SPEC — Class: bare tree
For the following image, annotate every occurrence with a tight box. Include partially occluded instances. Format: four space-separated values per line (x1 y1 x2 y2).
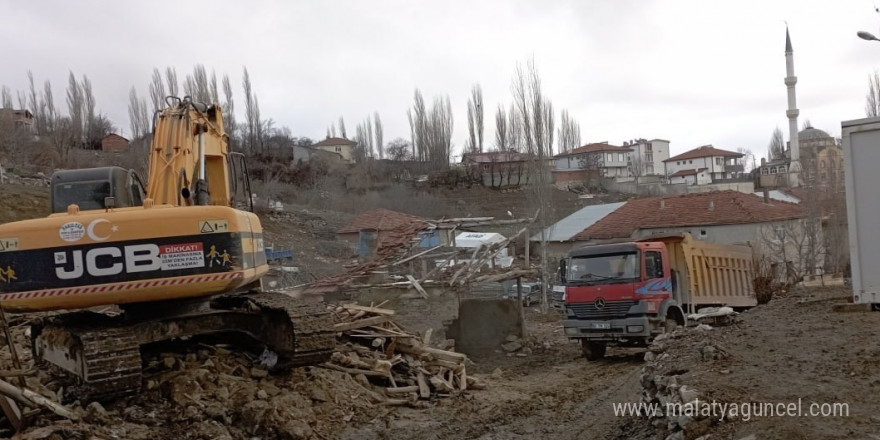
465 84 484 153
628 153 644 179
801 119 812 130
242 67 261 153
374 112 384 159
128 87 150 140
221 74 236 144
867 70 880 117
407 89 428 162
338 116 347 138
209 71 219 103
66 71 84 147
466 100 477 153
558 109 581 154
81 75 98 147
512 59 553 310
149 68 166 114
165 67 179 97
736 147 756 173
508 105 522 152
768 126 784 160
0 86 11 109
495 105 508 150
387 138 411 161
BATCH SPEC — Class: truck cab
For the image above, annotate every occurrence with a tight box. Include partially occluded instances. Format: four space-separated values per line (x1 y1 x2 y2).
561 241 685 360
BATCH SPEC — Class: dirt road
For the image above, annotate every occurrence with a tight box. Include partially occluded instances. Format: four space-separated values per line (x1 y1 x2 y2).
338 312 645 440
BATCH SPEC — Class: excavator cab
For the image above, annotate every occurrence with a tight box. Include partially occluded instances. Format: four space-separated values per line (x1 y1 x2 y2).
50 167 146 213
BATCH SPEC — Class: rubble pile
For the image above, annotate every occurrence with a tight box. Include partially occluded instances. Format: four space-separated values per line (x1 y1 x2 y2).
327 303 485 404
639 325 732 440
0 302 485 439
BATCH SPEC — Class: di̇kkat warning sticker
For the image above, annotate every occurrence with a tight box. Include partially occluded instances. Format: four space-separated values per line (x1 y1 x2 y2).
0 238 19 252
159 243 205 270
199 219 229 234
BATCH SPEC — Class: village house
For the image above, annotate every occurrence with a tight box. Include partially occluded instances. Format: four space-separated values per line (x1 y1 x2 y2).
460 151 549 187
621 138 671 176
100 133 130 153
337 208 450 252
664 145 745 183
553 142 633 186
533 191 820 275
0 108 35 132
312 137 358 163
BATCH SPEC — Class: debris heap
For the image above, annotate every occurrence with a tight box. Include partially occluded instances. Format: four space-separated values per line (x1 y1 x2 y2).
325 303 485 405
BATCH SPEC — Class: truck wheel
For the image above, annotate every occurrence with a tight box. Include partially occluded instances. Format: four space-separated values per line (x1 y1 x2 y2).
581 341 606 361
664 318 679 333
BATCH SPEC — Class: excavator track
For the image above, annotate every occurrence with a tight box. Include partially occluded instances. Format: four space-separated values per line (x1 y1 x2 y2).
68 327 143 401
32 292 335 402
240 292 336 367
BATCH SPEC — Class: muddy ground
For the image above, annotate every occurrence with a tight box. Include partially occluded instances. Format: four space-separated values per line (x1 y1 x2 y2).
1 181 876 439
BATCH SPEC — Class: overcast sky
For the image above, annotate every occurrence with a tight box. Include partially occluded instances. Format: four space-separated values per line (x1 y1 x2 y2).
4 0 880 161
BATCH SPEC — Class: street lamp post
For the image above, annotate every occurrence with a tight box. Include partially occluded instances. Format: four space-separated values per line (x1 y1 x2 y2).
858 30 880 42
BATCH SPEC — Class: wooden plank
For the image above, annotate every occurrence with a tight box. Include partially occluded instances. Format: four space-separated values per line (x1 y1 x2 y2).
422 328 433 346
334 315 391 332
392 245 443 266
406 275 430 299
385 386 420 394
319 363 389 377
397 340 467 362
341 304 395 316
459 366 468 391
417 372 430 398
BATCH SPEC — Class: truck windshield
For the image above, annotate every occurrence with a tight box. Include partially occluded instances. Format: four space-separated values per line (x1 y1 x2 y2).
568 252 640 284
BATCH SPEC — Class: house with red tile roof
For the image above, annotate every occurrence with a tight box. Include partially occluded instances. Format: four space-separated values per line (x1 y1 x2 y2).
663 145 745 182
667 167 711 186
553 142 634 185
313 137 358 163
570 191 804 247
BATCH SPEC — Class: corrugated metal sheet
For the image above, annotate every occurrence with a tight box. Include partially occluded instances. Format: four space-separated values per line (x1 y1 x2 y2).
530 202 626 242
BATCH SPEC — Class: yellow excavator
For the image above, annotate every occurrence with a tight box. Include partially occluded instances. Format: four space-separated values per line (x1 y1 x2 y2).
0 97 334 400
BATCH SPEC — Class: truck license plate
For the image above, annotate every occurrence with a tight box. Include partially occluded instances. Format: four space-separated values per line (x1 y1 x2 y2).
591 322 610 329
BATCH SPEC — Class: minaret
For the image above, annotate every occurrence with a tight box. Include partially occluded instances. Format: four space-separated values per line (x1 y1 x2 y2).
784 26 801 187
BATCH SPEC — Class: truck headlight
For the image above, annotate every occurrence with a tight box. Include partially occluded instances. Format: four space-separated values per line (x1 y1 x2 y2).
627 325 645 333
565 327 579 335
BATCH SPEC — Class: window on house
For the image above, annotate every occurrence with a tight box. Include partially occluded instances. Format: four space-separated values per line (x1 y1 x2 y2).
699 229 708 238
607 153 613 162
676 161 681 165
619 153 625 162
335 146 342 153
647 143 653 151
646 153 653 162
762 168 769 175
715 157 722 166
820 160 826 168
770 168 777 174
482 164 489 170
779 166 786 173
689 160 693 164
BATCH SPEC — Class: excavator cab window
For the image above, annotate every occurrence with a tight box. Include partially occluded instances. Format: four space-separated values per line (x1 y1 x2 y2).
51 167 146 213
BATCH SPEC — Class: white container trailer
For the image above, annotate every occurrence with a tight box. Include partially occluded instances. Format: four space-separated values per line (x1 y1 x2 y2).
841 117 880 305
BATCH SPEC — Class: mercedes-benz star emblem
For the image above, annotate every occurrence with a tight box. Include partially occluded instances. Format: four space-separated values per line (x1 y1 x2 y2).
595 298 606 309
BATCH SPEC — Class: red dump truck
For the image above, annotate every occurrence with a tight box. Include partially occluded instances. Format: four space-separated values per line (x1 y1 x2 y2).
560 233 756 360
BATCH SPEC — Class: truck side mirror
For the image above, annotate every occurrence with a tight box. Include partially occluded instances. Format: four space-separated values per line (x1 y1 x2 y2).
558 258 567 283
